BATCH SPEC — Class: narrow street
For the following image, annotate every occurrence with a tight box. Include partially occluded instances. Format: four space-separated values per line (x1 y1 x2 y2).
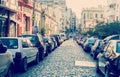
14 39 102 77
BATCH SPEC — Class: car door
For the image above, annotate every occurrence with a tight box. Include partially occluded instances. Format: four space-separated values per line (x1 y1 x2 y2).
21 39 34 63
37 34 46 54
26 39 37 62
0 52 10 76
98 42 111 74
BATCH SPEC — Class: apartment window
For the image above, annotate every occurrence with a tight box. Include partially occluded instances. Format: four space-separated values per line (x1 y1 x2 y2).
101 14 103 18
95 14 98 18
87 13 89 19
84 13 86 19
90 13 93 19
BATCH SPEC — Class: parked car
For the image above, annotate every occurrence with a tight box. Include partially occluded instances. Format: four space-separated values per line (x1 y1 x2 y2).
83 37 96 52
52 34 61 46
0 40 14 77
0 37 39 72
51 36 57 49
100 34 120 52
90 39 102 59
96 40 120 77
19 33 48 59
59 33 67 42
79 37 87 48
43 37 53 53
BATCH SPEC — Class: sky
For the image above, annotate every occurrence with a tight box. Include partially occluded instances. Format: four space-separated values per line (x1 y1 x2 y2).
66 0 107 18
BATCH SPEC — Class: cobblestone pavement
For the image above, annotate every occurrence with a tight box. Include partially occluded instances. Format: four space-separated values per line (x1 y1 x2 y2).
14 39 103 77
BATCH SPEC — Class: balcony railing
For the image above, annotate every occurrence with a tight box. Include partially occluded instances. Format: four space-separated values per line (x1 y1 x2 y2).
18 0 33 7
0 0 8 7
0 0 17 12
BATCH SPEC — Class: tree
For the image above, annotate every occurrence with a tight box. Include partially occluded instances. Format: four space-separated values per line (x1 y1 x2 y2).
84 21 120 39
86 28 94 36
94 21 120 39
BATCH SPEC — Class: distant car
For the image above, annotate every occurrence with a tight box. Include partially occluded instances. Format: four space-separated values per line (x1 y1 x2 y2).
90 39 102 59
80 37 87 48
52 35 61 46
96 40 120 76
83 38 96 52
51 36 57 48
43 37 53 53
0 37 39 72
0 40 14 77
60 33 67 42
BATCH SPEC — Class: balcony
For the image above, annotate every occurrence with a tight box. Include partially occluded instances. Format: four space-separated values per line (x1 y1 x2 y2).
18 0 33 8
0 0 9 8
0 0 17 13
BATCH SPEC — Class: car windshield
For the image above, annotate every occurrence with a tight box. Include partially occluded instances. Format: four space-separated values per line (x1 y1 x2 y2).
0 38 18 49
116 42 120 53
88 39 95 43
43 37 48 42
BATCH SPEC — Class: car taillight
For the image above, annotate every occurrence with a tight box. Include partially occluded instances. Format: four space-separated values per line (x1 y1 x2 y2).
15 52 22 59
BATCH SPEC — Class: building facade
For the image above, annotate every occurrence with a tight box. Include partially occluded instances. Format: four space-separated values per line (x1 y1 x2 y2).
0 0 18 37
107 0 120 22
81 6 106 32
17 0 33 36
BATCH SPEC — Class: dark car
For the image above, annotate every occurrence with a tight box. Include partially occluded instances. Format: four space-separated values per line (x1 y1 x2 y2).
96 40 120 77
51 36 57 49
83 38 96 52
90 39 102 59
43 37 52 53
100 34 120 52
52 35 61 46
19 33 48 60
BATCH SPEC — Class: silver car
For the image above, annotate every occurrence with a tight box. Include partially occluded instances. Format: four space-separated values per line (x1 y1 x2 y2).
0 41 14 77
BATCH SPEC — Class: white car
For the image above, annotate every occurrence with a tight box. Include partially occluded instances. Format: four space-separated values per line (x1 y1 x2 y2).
0 37 39 72
0 41 14 77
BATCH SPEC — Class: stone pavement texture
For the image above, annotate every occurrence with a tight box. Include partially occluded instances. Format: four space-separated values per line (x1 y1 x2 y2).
14 39 102 77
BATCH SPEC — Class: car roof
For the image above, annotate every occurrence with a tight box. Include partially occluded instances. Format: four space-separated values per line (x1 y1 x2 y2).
109 40 120 42
0 37 27 40
103 34 120 40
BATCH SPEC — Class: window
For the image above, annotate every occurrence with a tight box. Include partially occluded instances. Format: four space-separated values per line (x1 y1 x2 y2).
84 13 86 19
22 40 28 48
116 42 120 53
95 14 98 18
0 38 18 49
101 14 103 18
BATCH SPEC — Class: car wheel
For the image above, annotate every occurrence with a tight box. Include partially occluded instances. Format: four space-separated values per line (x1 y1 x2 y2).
96 60 100 73
93 54 97 60
45 49 48 56
5 64 14 77
40 51 44 60
21 58 27 72
105 68 109 77
34 53 39 64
